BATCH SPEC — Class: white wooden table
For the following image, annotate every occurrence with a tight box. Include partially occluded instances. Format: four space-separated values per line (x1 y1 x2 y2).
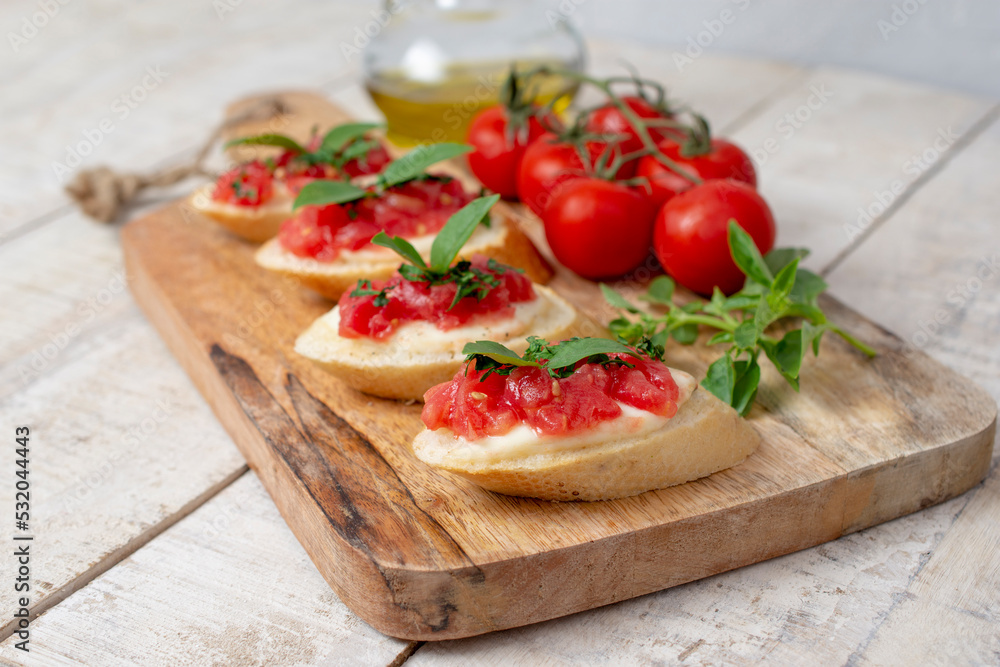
1 2 998 664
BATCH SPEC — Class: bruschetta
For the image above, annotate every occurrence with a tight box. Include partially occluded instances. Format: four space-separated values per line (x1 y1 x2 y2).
256 144 551 299
190 123 390 242
294 196 592 399
412 337 760 501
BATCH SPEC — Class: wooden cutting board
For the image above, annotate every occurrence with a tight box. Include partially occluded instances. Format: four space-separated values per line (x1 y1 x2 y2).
122 91 996 640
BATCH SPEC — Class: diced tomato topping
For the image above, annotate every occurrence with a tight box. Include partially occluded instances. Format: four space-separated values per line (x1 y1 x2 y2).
422 353 681 440
342 141 391 177
276 176 478 261
337 255 536 339
212 161 274 206
276 204 353 262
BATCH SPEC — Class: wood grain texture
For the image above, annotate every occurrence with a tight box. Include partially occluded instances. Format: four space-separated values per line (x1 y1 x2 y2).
825 110 1000 665
119 92 995 640
0 473 412 667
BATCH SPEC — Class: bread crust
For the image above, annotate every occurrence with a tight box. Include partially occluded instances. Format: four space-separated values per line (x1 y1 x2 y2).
255 211 552 301
411 388 761 501
188 185 291 243
294 286 599 400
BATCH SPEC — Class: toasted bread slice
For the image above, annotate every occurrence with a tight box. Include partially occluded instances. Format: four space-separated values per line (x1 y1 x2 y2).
294 285 601 400
412 386 760 501
188 183 293 242
255 211 553 300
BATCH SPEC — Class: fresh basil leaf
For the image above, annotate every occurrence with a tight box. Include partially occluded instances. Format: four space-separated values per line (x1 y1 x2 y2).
753 293 778 334
650 328 670 349
764 247 810 275
789 268 827 306
731 358 760 416
701 355 735 404
293 180 367 209
641 276 675 305
320 122 381 154
601 283 641 313
462 340 540 367
338 138 379 163
609 317 643 341
771 257 799 301
734 321 758 349
707 331 734 346
728 220 774 286
544 338 638 371
772 328 805 381
379 143 473 187
370 231 428 268
672 323 699 344
722 294 760 311
430 194 500 271
224 133 307 154
785 303 827 324
802 321 828 357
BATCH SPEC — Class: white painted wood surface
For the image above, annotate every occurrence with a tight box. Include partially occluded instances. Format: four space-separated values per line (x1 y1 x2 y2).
0 1 997 664
0 473 412 666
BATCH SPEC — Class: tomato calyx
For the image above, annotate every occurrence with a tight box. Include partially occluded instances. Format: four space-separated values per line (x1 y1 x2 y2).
678 114 714 159
498 67 564 148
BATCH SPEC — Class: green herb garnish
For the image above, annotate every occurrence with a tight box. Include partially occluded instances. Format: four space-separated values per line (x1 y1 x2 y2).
463 336 640 380
293 142 473 210
602 221 876 416
347 193 509 310
224 121 384 175
349 279 395 307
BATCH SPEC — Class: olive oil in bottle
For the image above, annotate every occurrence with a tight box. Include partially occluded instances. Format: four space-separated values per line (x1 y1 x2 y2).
361 0 586 146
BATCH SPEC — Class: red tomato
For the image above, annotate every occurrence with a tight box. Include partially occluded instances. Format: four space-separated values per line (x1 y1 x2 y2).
466 106 547 199
585 96 671 158
543 178 658 279
518 134 627 217
636 138 756 208
653 180 776 296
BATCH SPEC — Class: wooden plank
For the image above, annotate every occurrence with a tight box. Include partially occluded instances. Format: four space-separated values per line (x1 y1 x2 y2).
822 111 1000 664
119 96 993 640
0 0 375 235
403 87 1000 667
723 67 993 269
0 307 248 636
0 50 808 656
0 473 411 666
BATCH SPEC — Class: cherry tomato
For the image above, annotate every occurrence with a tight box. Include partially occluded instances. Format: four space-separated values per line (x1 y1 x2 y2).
585 96 673 159
543 178 658 279
466 106 547 199
636 138 756 209
653 180 776 296
518 134 627 217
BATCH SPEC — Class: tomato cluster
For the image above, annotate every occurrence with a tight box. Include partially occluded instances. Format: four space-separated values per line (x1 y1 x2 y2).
465 88 777 294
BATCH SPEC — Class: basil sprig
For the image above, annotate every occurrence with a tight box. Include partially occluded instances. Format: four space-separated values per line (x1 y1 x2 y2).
463 336 640 380
348 194 513 310
293 142 473 211
603 221 876 416
225 122 382 169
